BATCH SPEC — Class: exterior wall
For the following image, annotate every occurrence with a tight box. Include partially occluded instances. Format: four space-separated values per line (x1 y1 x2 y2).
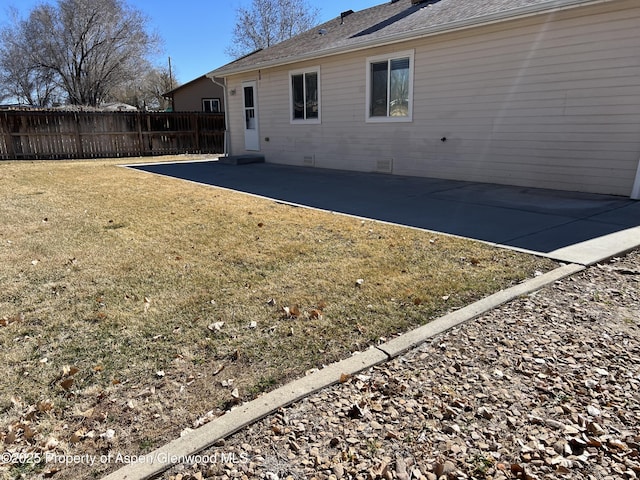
172 77 225 112
225 0 640 196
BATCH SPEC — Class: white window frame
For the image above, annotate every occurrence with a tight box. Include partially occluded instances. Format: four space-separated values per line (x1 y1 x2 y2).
202 98 221 113
289 66 321 124
365 50 414 123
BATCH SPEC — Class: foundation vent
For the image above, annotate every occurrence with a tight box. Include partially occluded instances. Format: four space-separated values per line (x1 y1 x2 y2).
375 158 393 173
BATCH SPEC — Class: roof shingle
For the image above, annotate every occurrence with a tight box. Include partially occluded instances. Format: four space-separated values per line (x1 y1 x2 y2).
210 0 598 76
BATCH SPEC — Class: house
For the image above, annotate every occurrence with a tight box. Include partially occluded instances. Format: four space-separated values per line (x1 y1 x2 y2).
208 0 640 199
163 75 225 113
100 102 138 112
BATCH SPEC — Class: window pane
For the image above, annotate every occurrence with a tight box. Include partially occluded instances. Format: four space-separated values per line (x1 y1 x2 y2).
305 72 318 119
389 57 409 117
244 87 254 108
291 74 304 119
370 61 388 117
245 109 255 129
203 100 212 112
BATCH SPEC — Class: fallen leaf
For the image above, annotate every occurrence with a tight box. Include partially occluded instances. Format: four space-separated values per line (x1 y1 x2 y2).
282 305 300 318
37 400 54 412
21 423 37 440
44 436 59 450
308 309 323 320
60 378 74 390
339 373 352 383
70 428 86 443
208 321 225 331
5 429 16 444
0 313 24 327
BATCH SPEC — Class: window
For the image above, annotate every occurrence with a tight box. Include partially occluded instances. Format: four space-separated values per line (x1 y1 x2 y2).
202 98 221 112
289 67 320 123
366 51 414 122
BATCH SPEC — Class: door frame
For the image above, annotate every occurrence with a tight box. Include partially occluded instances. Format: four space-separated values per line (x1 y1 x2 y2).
242 80 260 151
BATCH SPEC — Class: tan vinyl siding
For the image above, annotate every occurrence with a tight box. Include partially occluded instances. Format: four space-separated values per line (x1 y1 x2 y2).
226 0 640 196
171 76 225 112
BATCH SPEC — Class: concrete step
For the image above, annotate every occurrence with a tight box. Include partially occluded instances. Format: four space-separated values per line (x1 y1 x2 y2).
218 154 265 165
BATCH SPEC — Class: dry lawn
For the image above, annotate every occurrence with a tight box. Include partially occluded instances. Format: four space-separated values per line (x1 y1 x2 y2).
0 156 557 479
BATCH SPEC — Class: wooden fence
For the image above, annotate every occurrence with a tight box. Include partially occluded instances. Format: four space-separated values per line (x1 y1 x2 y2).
0 110 225 160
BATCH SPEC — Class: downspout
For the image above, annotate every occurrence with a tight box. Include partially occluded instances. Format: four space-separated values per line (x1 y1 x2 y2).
631 155 640 200
210 76 230 157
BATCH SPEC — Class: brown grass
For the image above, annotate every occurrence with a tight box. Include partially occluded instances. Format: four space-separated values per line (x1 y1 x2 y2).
0 156 557 479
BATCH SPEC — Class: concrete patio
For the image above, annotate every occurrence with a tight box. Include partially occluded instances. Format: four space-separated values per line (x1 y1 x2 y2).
129 160 640 264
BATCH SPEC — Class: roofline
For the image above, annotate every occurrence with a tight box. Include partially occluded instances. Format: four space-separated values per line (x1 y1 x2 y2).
162 75 206 97
207 0 613 78
162 74 224 97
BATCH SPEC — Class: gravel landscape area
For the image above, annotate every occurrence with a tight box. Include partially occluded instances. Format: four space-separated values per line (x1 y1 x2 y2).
161 249 640 480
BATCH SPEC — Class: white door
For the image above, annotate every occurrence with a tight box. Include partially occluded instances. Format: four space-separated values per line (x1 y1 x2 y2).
242 81 259 151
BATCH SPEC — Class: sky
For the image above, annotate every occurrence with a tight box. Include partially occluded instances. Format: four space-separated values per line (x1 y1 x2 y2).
0 0 383 85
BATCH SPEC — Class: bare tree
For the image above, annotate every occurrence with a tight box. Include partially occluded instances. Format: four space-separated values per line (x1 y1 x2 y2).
226 0 320 59
110 65 176 111
0 0 161 107
0 8 62 106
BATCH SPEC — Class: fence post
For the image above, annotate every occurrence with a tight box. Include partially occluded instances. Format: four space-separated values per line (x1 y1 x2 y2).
1 112 16 159
193 114 200 153
74 113 84 159
136 112 144 156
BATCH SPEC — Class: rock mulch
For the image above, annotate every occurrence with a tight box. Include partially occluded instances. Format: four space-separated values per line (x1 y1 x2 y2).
161 250 640 480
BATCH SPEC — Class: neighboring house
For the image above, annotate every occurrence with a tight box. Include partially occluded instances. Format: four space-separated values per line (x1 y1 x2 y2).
100 102 138 112
163 75 225 112
208 0 640 198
